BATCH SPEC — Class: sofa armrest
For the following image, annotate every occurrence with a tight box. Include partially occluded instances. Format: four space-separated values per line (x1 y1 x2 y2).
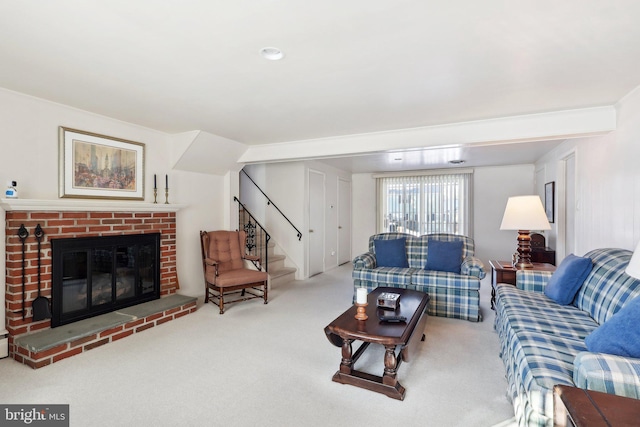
353 252 376 269
515 270 554 293
573 352 640 399
461 256 486 279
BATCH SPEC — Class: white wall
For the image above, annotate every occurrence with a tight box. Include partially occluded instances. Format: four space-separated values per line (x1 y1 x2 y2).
0 88 226 298
351 173 377 256
473 164 536 265
266 162 306 276
240 164 267 226
351 165 535 267
535 86 640 257
172 170 225 296
240 162 306 277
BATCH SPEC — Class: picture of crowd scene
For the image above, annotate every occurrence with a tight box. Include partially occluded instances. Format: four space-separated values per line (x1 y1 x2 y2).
73 140 137 191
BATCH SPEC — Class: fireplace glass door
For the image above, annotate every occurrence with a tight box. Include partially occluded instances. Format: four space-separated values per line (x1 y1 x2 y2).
52 233 160 327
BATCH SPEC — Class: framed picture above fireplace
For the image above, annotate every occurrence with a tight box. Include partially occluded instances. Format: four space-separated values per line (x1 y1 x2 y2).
59 127 145 200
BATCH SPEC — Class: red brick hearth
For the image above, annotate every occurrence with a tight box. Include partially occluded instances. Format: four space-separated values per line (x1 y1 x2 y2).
4 209 196 367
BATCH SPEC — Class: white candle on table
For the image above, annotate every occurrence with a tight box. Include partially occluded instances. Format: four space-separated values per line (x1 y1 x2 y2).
356 287 368 304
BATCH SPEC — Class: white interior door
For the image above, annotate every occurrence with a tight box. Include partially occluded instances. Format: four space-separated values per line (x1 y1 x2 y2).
557 151 577 261
338 178 351 265
308 170 325 277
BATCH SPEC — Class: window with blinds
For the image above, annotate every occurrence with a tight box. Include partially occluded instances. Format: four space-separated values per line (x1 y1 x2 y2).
377 171 473 236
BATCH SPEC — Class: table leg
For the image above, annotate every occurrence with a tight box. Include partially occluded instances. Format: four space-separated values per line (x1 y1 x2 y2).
330 341 405 400
491 284 496 310
340 339 353 374
383 345 398 386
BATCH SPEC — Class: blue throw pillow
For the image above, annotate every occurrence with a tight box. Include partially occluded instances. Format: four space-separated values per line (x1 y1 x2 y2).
374 238 409 268
543 254 592 305
585 296 640 358
424 239 463 274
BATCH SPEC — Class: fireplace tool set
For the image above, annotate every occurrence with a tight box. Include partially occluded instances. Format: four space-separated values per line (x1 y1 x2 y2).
17 223 51 321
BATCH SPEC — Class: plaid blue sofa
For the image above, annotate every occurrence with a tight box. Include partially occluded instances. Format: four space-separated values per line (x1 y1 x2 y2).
352 232 486 322
494 248 640 427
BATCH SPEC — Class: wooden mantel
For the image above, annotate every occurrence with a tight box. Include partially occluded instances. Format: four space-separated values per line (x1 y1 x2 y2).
0 198 186 212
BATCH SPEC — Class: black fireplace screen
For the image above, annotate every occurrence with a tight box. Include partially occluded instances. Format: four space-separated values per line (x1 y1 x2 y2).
51 233 160 327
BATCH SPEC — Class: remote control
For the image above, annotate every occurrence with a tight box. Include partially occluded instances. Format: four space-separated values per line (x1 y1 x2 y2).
378 315 407 323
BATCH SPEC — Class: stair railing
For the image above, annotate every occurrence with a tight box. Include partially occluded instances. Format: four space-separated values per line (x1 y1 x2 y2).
240 169 303 241
234 196 270 273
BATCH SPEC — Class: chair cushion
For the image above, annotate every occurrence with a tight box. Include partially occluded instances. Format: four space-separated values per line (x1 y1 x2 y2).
585 296 640 358
544 254 592 305
424 240 462 274
213 268 268 287
494 283 598 340
352 266 414 286
411 268 480 290
374 238 409 268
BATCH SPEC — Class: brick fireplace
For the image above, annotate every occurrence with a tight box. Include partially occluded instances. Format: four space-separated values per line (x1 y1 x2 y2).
2 200 196 368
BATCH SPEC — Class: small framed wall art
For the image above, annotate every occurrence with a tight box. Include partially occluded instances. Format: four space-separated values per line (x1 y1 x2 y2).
59 127 145 200
544 181 555 223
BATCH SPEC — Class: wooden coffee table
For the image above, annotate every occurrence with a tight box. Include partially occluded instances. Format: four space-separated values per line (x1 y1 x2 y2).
324 287 430 400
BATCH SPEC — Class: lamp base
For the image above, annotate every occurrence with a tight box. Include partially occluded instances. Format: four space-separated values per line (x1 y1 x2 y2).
514 229 534 269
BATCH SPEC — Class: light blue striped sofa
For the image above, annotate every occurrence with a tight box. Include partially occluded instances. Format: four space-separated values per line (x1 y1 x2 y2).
352 232 486 322
494 248 640 427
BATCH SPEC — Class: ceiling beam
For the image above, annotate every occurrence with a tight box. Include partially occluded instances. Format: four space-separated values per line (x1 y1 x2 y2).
238 106 616 164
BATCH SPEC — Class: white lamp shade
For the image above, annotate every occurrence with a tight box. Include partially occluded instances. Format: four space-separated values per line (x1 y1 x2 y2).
626 241 640 280
500 195 551 231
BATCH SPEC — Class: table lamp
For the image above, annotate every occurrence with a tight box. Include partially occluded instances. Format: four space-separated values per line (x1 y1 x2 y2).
626 241 640 279
500 195 551 269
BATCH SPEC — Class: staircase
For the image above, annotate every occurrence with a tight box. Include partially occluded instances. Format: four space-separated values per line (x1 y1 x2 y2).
234 197 298 288
236 169 302 287
265 240 297 287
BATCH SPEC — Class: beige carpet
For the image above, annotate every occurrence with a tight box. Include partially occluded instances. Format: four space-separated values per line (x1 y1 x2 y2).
0 264 515 427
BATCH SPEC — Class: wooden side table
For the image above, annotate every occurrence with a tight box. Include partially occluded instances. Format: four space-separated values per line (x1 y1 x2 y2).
489 259 556 309
554 384 640 426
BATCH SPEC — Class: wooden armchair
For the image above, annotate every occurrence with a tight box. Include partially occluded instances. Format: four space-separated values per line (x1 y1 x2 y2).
200 230 268 314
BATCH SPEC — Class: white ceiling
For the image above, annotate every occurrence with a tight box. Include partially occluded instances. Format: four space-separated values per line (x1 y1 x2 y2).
318 139 564 173
1 1 640 172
